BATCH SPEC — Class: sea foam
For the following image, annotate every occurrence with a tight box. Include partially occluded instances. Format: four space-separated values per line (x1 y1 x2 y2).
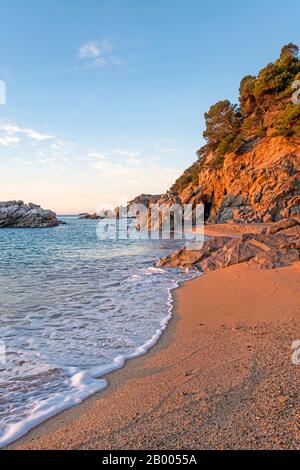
0 217 199 447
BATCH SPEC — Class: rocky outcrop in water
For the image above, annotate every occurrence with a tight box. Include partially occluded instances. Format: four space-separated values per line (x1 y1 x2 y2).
136 192 182 231
78 213 104 220
115 194 162 219
157 219 300 271
0 201 63 228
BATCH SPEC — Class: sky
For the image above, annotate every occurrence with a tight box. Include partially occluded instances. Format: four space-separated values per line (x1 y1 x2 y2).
0 0 299 214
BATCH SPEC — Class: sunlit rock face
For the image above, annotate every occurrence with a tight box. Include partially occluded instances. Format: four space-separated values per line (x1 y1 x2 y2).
131 137 300 233
193 137 300 224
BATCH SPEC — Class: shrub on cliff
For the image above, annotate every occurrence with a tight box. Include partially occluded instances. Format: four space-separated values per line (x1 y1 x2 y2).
280 43 299 60
171 43 300 193
274 103 300 137
202 43 300 151
170 161 200 193
203 100 242 155
239 75 257 117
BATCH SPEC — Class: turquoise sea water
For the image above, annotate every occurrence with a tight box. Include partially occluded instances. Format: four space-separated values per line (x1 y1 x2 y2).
0 217 195 446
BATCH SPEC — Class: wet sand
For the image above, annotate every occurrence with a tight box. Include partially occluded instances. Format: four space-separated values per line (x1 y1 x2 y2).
8 259 300 450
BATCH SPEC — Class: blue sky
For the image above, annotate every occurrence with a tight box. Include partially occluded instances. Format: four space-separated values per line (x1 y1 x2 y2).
0 0 299 213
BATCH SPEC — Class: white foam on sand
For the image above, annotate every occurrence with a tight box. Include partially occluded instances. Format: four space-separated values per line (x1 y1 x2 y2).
0 270 200 448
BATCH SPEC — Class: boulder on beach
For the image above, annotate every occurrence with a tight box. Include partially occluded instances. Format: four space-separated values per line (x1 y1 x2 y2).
0 201 63 228
157 236 231 269
157 219 300 271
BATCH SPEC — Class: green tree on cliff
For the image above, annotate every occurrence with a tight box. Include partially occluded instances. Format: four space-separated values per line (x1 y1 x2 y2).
274 103 300 137
280 43 299 59
239 75 256 117
203 100 242 154
253 47 300 106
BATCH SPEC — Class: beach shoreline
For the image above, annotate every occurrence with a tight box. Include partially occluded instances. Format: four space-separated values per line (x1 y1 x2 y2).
7 240 300 449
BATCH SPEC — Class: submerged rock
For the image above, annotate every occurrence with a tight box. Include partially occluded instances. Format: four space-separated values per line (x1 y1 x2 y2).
0 201 63 228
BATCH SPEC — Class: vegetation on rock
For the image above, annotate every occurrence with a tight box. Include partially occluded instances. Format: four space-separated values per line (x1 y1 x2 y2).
169 44 300 225
199 43 300 161
170 161 201 193
131 45 300 228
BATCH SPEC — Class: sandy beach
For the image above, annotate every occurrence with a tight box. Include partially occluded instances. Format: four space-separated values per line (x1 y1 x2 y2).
1 3 300 455
7 254 300 450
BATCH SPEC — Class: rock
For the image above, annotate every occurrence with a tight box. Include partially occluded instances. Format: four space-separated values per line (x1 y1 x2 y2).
262 213 274 223
115 194 162 219
198 235 266 271
179 185 195 204
79 213 104 220
249 249 299 269
253 192 262 203
203 138 300 224
157 236 232 269
152 136 300 226
136 192 182 232
0 201 62 228
283 237 300 250
217 195 246 222
157 248 204 269
157 232 300 272
264 218 299 235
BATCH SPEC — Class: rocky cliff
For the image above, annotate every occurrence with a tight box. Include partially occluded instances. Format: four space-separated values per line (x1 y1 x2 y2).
128 44 300 229
126 134 299 230
0 201 63 228
174 135 300 224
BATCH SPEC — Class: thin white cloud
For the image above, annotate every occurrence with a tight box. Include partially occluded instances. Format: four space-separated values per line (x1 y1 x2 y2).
92 160 113 171
23 128 54 141
0 120 179 195
87 149 108 160
89 146 180 187
154 144 179 153
50 141 65 151
86 148 141 165
77 40 122 68
12 158 34 165
113 148 141 159
0 122 72 176
78 42 101 59
0 135 20 147
113 148 141 166
91 157 180 191
0 124 54 142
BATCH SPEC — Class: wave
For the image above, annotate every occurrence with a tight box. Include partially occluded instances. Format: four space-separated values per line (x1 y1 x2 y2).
0 269 200 448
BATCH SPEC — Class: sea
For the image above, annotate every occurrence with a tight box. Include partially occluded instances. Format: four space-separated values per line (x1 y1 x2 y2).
0 217 197 446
